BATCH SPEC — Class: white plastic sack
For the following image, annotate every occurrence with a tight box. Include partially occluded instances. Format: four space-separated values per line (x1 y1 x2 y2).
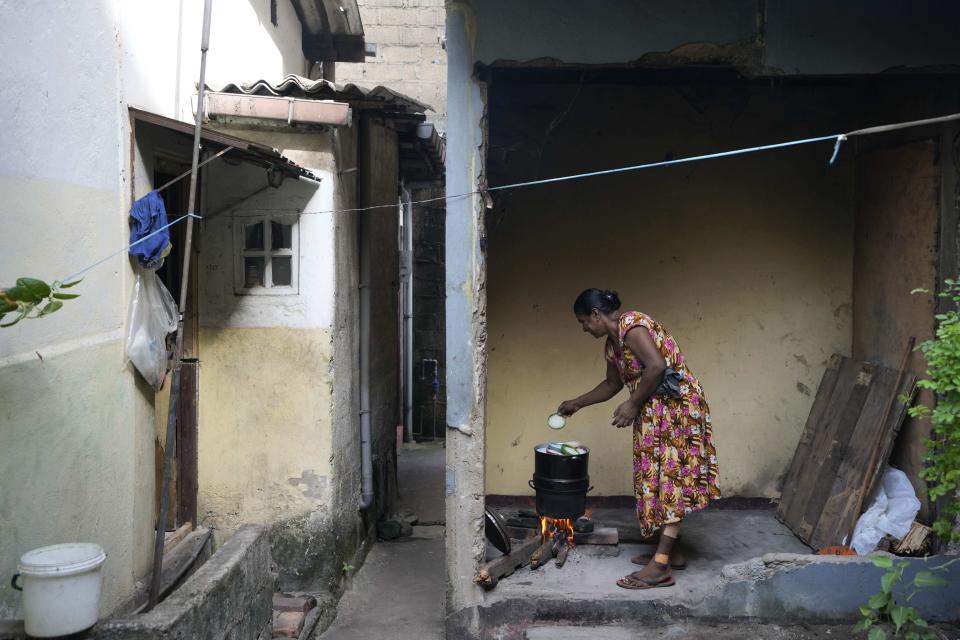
125 269 178 390
850 466 921 555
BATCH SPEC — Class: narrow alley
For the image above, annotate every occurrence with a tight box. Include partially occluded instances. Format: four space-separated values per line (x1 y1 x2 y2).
319 443 446 640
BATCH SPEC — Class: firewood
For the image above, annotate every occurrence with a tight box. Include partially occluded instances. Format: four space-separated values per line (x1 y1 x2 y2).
529 539 555 569
555 544 569 568
474 536 542 589
892 521 932 556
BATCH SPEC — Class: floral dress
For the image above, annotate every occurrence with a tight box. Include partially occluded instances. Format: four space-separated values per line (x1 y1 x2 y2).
604 311 721 537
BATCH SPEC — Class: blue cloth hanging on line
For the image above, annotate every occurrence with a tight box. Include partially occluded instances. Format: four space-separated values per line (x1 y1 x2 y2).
129 191 173 269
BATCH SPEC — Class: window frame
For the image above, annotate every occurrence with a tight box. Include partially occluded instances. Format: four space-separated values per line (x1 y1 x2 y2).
233 215 300 295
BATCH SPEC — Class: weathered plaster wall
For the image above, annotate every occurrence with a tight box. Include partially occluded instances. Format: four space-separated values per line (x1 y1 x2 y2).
444 2 488 626
485 83 857 498
469 0 960 74
196 326 334 529
357 115 401 515
0 1 154 617
327 124 366 578
335 0 447 132
196 126 370 590
198 132 332 536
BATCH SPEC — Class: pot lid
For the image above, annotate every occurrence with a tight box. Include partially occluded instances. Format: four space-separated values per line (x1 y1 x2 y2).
484 506 511 555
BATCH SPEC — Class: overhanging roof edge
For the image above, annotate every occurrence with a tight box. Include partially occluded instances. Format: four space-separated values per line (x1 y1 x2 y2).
128 107 319 181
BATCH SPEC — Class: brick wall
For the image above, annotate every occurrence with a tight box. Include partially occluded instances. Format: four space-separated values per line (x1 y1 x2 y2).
336 0 448 132
411 189 446 440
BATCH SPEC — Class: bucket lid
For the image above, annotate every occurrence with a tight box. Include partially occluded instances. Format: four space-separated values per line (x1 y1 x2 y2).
18 543 106 576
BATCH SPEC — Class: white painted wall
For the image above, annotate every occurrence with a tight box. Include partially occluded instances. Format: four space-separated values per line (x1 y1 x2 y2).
121 0 307 123
199 132 333 330
0 0 152 618
1 0 316 617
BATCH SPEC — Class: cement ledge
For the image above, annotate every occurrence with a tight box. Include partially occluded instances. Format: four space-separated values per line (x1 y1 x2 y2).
456 553 960 639
92 524 275 639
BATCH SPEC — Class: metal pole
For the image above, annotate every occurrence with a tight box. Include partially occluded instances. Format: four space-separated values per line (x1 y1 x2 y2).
147 0 213 611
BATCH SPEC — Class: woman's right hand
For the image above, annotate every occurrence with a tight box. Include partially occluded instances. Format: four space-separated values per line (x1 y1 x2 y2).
557 400 580 417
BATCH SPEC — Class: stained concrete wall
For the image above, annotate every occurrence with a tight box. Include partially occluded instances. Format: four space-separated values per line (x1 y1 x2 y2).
357 115 402 514
0 1 155 617
335 0 447 132
197 127 368 589
485 82 858 498
443 2 488 626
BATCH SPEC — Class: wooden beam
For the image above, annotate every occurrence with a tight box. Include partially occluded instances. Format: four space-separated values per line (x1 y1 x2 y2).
176 361 199 528
475 536 542 590
163 523 193 555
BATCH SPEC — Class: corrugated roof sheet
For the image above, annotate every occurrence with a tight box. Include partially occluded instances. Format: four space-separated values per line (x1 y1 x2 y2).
216 74 433 115
215 75 444 180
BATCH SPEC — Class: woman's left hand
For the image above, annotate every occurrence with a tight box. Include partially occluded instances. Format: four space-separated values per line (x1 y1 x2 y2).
612 400 639 428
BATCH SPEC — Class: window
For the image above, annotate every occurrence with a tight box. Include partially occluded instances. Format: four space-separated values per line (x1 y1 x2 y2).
234 216 298 294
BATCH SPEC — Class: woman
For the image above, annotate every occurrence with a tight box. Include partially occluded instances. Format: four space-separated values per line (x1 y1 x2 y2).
558 288 720 589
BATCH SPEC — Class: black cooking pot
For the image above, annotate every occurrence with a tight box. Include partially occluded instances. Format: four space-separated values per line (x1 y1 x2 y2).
529 444 592 519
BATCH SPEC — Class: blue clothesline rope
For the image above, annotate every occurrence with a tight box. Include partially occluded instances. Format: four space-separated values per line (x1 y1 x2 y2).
488 134 844 193
61 213 202 284
51 133 849 284
52 109 960 285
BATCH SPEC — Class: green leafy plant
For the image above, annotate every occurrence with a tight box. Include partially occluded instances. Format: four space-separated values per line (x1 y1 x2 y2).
0 277 81 327
908 279 960 543
854 555 956 639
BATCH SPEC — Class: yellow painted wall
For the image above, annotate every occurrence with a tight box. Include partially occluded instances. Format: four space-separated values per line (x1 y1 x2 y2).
197 328 333 538
486 84 854 498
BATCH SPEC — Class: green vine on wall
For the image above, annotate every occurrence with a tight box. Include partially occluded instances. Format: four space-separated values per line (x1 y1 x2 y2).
854 281 960 639
0 277 81 327
909 280 960 543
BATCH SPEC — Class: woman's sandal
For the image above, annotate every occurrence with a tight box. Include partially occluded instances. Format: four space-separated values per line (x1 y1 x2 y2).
616 571 676 590
630 553 687 569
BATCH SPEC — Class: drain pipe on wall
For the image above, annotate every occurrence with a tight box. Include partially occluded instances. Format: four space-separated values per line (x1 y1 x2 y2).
359 213 375 511
401 188 414 443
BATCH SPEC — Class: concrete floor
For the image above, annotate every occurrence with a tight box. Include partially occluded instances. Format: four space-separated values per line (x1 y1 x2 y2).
317 442 446 640
487 509 811 607
397 441 446 525
317 525 445 640
319 443 950 639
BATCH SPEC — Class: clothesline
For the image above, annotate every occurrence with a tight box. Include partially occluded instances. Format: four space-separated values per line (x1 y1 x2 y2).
55 111 960 284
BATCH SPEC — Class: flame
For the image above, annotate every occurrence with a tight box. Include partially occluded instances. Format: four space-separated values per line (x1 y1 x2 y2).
539 516 575 545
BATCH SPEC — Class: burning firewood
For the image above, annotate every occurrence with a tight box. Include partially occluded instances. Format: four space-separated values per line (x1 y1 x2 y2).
529 539 556 569
475 536 542 590
555 544 569 568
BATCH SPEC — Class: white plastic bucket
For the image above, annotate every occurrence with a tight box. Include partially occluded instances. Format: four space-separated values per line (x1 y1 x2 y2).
12 543 106 637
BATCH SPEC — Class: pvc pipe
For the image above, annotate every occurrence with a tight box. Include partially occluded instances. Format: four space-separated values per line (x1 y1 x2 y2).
359 213 374 511
402 192 414 443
